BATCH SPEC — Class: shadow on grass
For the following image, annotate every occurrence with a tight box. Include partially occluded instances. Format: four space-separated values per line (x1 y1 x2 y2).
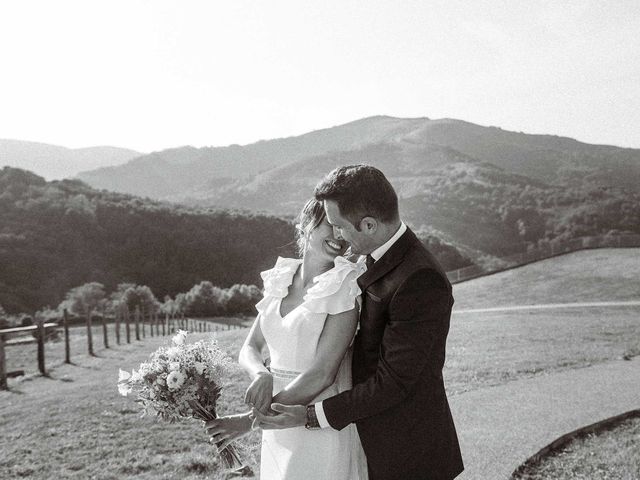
0 386 26 395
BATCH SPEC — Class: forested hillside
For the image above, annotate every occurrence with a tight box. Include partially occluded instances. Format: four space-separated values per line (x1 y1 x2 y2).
177 157 640 259
74 116 640 262
0 167 472 314
0 167 295 314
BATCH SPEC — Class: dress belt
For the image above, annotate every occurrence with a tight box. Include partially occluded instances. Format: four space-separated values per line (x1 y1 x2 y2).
269 367 301 380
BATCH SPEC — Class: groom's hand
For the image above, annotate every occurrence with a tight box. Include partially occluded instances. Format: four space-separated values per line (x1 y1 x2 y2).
252 403 306 430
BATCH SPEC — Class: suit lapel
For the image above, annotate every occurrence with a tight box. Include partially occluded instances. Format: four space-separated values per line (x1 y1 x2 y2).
357 228 418 291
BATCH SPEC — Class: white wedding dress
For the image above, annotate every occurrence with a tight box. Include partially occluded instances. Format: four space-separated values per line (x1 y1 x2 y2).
255 256 369 480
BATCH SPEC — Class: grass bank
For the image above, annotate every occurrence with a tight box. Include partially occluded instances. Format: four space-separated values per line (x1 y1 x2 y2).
513 416 640 480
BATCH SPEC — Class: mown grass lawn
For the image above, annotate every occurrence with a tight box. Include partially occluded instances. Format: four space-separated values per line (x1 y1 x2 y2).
513 416 640 480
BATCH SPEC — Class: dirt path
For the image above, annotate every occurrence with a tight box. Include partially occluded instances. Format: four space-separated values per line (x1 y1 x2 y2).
453 300 640 314
449 357 640 480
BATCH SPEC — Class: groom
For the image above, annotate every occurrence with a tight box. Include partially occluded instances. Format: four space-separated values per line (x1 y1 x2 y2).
255 165 463 480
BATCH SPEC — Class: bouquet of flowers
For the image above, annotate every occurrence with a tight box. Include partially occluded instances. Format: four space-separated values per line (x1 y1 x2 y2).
117 329 244 471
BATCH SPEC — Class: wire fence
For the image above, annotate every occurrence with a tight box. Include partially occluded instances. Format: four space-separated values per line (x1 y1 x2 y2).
446 234 640 284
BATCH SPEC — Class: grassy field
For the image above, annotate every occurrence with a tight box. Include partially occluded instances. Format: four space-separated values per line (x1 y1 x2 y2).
453 248 640 308
513 416 640 480
446 305 640 395
1 330 262 480
2 304 638 479
1 248 639 479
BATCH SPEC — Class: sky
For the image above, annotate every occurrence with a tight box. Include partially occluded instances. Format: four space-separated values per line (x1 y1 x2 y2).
1 0 639 153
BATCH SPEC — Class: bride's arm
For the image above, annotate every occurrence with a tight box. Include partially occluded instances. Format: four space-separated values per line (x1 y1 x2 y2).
238 316 274 413
272 306 358 406
238 315 269 377
204 317 269 445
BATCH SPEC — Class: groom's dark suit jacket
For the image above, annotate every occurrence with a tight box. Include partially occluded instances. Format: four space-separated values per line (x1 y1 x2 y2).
323 228 464 480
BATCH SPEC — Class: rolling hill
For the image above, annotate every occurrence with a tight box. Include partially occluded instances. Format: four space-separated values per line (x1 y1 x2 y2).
77 116 640 197
452 248 640 309
0 139 142 180
74 116 640 262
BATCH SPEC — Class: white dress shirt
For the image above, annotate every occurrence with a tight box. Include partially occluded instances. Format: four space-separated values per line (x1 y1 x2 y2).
315 222 407 429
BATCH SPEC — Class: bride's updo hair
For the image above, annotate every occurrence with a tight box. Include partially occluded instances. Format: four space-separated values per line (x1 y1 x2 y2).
296 198 326 256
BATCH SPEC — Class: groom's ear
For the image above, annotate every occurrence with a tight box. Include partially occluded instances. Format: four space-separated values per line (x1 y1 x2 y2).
359 217 378 234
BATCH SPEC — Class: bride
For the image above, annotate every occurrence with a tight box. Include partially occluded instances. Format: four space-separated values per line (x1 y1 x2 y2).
205 198 368 479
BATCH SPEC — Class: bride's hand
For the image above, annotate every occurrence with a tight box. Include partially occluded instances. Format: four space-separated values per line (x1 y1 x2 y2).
204 412 253 451
244 371 273 414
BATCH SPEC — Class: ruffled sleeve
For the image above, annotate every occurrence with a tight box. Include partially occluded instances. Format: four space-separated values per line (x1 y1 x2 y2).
303 256 367 315
255 257 301 314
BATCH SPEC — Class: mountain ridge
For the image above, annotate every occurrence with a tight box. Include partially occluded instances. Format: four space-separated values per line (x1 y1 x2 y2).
0 139 142 180
75 115 640 196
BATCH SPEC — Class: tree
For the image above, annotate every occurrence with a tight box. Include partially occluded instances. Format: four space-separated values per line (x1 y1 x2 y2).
174 293 187 318
60 282 105 355
62 282 106 319
120 285 157 314
224 284 261 315
185 281 227 317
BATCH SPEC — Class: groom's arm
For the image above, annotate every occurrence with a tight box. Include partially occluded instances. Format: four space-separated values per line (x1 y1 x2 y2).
319 268 452 431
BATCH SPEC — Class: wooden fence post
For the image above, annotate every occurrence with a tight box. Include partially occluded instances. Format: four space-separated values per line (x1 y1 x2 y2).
101 309 109 349
0 333 7 390
141 306 146 338
125 308 131 344
63 309 71 364
36 317 45 375
115 308 121 345
86 310 94 356
134 306 140 341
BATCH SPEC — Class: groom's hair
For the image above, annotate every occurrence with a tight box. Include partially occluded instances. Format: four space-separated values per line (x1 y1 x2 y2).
314 164 399 229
